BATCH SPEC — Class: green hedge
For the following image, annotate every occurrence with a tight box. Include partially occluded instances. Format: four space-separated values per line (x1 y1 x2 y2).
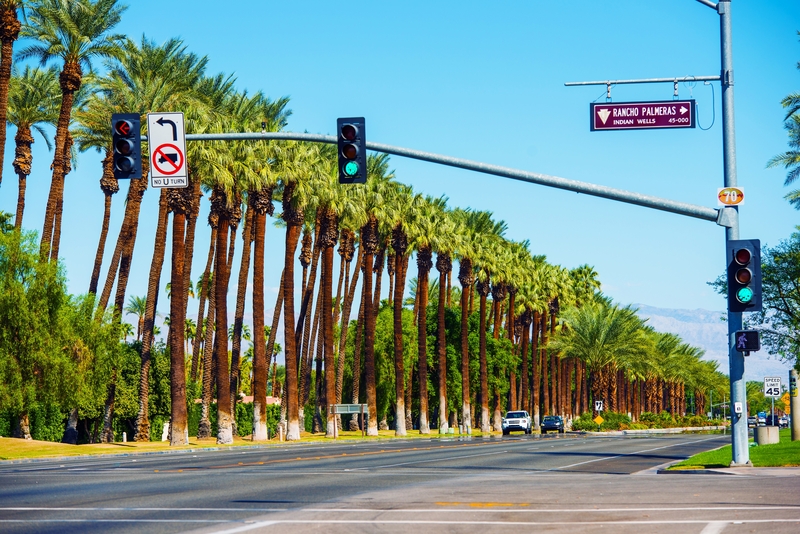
572 411 724 432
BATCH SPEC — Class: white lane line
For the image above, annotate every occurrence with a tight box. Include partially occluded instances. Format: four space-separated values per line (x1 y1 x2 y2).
548 437 720 471
701 521 729 534
3 505 798 513
202 519 798 529
210 521 279 533
369 449 509 469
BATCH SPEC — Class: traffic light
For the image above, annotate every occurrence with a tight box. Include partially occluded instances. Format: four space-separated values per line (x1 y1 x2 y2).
734 330 760 354
337 117 366 184
112 113 142 179
726 239 762 313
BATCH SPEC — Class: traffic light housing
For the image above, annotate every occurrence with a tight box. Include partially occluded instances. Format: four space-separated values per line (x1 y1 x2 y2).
337 117 366 184
112 113 142 179
726 239 762 313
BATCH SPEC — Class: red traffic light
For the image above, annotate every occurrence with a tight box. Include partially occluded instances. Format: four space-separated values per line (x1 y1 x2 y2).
114 119 133 136
340 123 357 141
734 248 751 265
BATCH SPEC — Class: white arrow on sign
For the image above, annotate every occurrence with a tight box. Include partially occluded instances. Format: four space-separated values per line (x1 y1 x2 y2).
597 109 611 125
679 106 688 115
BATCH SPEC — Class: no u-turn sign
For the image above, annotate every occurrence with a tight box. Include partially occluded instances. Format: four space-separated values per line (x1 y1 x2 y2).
147 112 187 188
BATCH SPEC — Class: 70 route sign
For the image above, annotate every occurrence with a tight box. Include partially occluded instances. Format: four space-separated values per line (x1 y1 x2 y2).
591 100 696 131
764 377 782 398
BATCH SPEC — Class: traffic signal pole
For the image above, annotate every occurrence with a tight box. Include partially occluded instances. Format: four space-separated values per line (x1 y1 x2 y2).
708 0 750 467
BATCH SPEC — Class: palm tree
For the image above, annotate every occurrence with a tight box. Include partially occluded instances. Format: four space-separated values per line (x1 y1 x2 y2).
7 65 59 230
768 34 800 210
549 296 652 415
0 0 24 188
275 140 324 440
123 294 146 341
433 208 459 433
18 0 127 261
386 182 415 436
409 194 447 434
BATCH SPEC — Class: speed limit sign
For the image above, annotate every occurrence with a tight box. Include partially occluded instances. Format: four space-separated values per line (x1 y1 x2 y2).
764 377 782 398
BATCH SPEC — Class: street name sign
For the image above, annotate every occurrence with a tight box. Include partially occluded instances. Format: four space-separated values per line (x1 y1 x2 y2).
591 100 695 131
147 112 187 188
764 377 782 398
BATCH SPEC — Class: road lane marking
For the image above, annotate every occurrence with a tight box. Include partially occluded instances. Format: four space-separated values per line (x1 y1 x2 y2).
548 437 720 471
701 521 728 534
3 505 798 513
370 449 509 469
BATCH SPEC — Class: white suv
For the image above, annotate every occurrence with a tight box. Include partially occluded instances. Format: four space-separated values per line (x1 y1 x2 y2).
502 411 532 435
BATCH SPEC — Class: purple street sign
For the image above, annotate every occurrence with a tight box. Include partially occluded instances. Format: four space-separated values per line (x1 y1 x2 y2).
590 100 696 131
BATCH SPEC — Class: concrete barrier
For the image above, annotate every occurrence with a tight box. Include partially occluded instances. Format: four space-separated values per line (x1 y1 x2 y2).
755 426 780 445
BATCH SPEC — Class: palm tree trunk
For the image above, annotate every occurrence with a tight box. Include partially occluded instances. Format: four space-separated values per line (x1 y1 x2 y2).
361 216 379 436
133 192 169 441
168 195 189 446
336 243 361 408
12 124 33 231
476 276 490 433
191 226 217 381
229 206 254 434
213 201 233 444
416 246 432 434
282 183 303 441
251 189 273 441
531 311 540 426
458 258 474 433
436 252 451 433
39 70 78 260
349 287 365 430
197 259 216 440
520 312 530 415
323 240 336 437
392 227 409 436
89 153 117 295
0 5 21 188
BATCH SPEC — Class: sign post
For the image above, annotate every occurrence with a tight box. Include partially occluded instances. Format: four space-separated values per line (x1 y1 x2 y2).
147 112 188 188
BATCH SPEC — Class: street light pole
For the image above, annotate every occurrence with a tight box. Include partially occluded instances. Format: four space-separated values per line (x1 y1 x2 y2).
699 0 750 466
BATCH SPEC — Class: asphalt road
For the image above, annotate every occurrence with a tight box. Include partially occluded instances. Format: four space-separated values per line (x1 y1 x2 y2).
2 433 799 533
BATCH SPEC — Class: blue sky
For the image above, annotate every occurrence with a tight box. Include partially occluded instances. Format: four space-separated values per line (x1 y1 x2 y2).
1 1 797 362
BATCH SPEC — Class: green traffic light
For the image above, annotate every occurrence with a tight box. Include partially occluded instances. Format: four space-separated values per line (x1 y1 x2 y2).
344 161 359 177
736 286 754 304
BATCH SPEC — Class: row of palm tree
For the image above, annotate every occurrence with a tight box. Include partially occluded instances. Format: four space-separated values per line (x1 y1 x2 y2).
0 1 725 445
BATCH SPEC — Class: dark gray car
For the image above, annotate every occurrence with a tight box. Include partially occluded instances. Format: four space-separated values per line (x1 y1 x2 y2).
541 415 564 434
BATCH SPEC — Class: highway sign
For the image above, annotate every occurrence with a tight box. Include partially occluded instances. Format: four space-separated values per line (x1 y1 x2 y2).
594 400 604 412
147 112 187 188
590 100 695 131
764 377 782 398
718 187 744 206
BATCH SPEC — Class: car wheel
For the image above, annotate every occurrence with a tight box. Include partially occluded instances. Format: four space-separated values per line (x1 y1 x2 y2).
541 429 546 434
502 430 509 436
559 428 564 434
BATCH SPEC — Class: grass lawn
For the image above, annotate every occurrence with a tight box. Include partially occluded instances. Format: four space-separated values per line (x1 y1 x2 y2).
670 428 800 469
0 428 490 461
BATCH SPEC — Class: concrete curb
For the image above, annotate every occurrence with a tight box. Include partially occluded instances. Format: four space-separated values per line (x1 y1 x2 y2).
572 426 726 436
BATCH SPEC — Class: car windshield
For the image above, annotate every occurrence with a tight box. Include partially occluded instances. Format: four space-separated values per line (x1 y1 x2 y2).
543 416 559 423
505 412 527 419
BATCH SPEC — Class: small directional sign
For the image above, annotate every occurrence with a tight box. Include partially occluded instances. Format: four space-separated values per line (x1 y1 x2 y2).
147 112 187 188
591 100 695 131
594 400 604 413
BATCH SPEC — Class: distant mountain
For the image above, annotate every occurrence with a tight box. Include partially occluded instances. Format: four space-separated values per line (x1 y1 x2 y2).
634 304 791 383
